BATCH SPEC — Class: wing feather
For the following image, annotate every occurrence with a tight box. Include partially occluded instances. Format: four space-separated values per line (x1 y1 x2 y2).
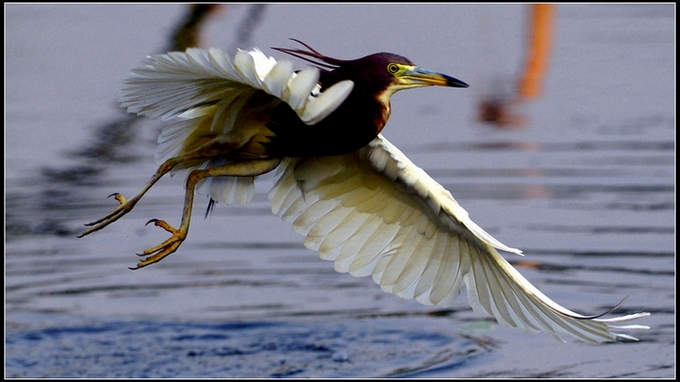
334 214 382 263
319 210 369 256
290 197 337 232
120 47 353 206
391 231 437 296
413 232 449 303
428 235 465 305
348 223 400 277
268 134 650 343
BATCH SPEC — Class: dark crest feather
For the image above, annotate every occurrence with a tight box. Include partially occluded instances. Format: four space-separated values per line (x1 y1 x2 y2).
272 39 347 70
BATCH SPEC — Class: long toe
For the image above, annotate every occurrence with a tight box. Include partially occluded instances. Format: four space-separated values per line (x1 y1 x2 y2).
132 240 183 269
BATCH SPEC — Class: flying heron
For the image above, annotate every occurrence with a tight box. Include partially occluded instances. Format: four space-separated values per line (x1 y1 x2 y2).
79 40 649 343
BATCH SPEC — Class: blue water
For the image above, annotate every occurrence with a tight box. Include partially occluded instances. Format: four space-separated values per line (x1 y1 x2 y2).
6 318 491 378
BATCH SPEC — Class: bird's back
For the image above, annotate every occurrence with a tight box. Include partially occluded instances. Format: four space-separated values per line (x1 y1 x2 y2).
264 88 388 157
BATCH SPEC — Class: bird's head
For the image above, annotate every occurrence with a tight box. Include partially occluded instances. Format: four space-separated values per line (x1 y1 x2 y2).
349 52 469 101
273 39 468 102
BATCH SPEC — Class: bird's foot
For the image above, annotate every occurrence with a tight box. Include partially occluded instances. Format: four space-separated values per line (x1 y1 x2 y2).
78 193 136 237
130 219 187 269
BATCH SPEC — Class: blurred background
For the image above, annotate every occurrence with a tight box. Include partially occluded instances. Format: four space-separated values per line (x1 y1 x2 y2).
5 4 675 378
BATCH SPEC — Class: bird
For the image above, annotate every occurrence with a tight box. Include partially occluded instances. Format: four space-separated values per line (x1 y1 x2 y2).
79 39 649 343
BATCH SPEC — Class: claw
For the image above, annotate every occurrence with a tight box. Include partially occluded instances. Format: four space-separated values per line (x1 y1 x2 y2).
108 192 127 204
131 218 186 269
78 193 137 237
78 156 185 244
145 219 179 234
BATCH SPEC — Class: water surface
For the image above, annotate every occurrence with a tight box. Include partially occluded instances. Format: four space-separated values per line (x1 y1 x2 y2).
5 4 674 378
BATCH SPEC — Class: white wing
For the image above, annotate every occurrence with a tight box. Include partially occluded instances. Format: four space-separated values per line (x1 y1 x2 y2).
269 134 650 343
119 47 353 204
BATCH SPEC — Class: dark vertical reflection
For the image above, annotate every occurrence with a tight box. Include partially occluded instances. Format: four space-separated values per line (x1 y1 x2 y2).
230 4 267 51
6 4 268 241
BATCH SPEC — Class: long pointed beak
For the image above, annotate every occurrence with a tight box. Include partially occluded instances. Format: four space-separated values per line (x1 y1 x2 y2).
402 67 469 88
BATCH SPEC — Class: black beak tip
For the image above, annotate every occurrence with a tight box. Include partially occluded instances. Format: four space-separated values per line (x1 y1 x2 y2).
447 76 469 88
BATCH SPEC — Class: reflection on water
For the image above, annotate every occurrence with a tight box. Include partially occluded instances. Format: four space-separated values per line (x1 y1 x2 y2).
5 4 674 378
477 4 555 129
6 319 490 378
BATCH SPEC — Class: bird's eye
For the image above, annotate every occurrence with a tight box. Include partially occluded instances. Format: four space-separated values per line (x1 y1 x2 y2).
387 63 400 74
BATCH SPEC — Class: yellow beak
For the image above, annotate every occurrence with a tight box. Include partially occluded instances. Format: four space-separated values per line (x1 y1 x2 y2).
400 66 469 88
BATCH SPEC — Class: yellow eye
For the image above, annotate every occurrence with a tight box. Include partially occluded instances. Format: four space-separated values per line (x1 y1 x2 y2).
387 63 400 74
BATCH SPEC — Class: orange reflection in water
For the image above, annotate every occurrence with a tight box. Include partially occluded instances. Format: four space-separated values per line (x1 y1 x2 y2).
477 4 555 129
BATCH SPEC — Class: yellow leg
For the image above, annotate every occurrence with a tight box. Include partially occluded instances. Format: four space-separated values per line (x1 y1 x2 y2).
78 156 186 238
131 158 281 269
79 144 242 237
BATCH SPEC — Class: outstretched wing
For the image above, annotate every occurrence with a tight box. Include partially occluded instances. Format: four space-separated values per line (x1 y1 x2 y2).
269 134 649 343
118 47 354 204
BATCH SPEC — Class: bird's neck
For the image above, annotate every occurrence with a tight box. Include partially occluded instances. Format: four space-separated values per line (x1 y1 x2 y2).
367 87 393 135
375 101 391 134
323 71 392 135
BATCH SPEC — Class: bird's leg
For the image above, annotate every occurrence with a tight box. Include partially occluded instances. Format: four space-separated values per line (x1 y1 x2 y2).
78 139 246 238
132 158 281 269
79 139 249 238
78 156 187 238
